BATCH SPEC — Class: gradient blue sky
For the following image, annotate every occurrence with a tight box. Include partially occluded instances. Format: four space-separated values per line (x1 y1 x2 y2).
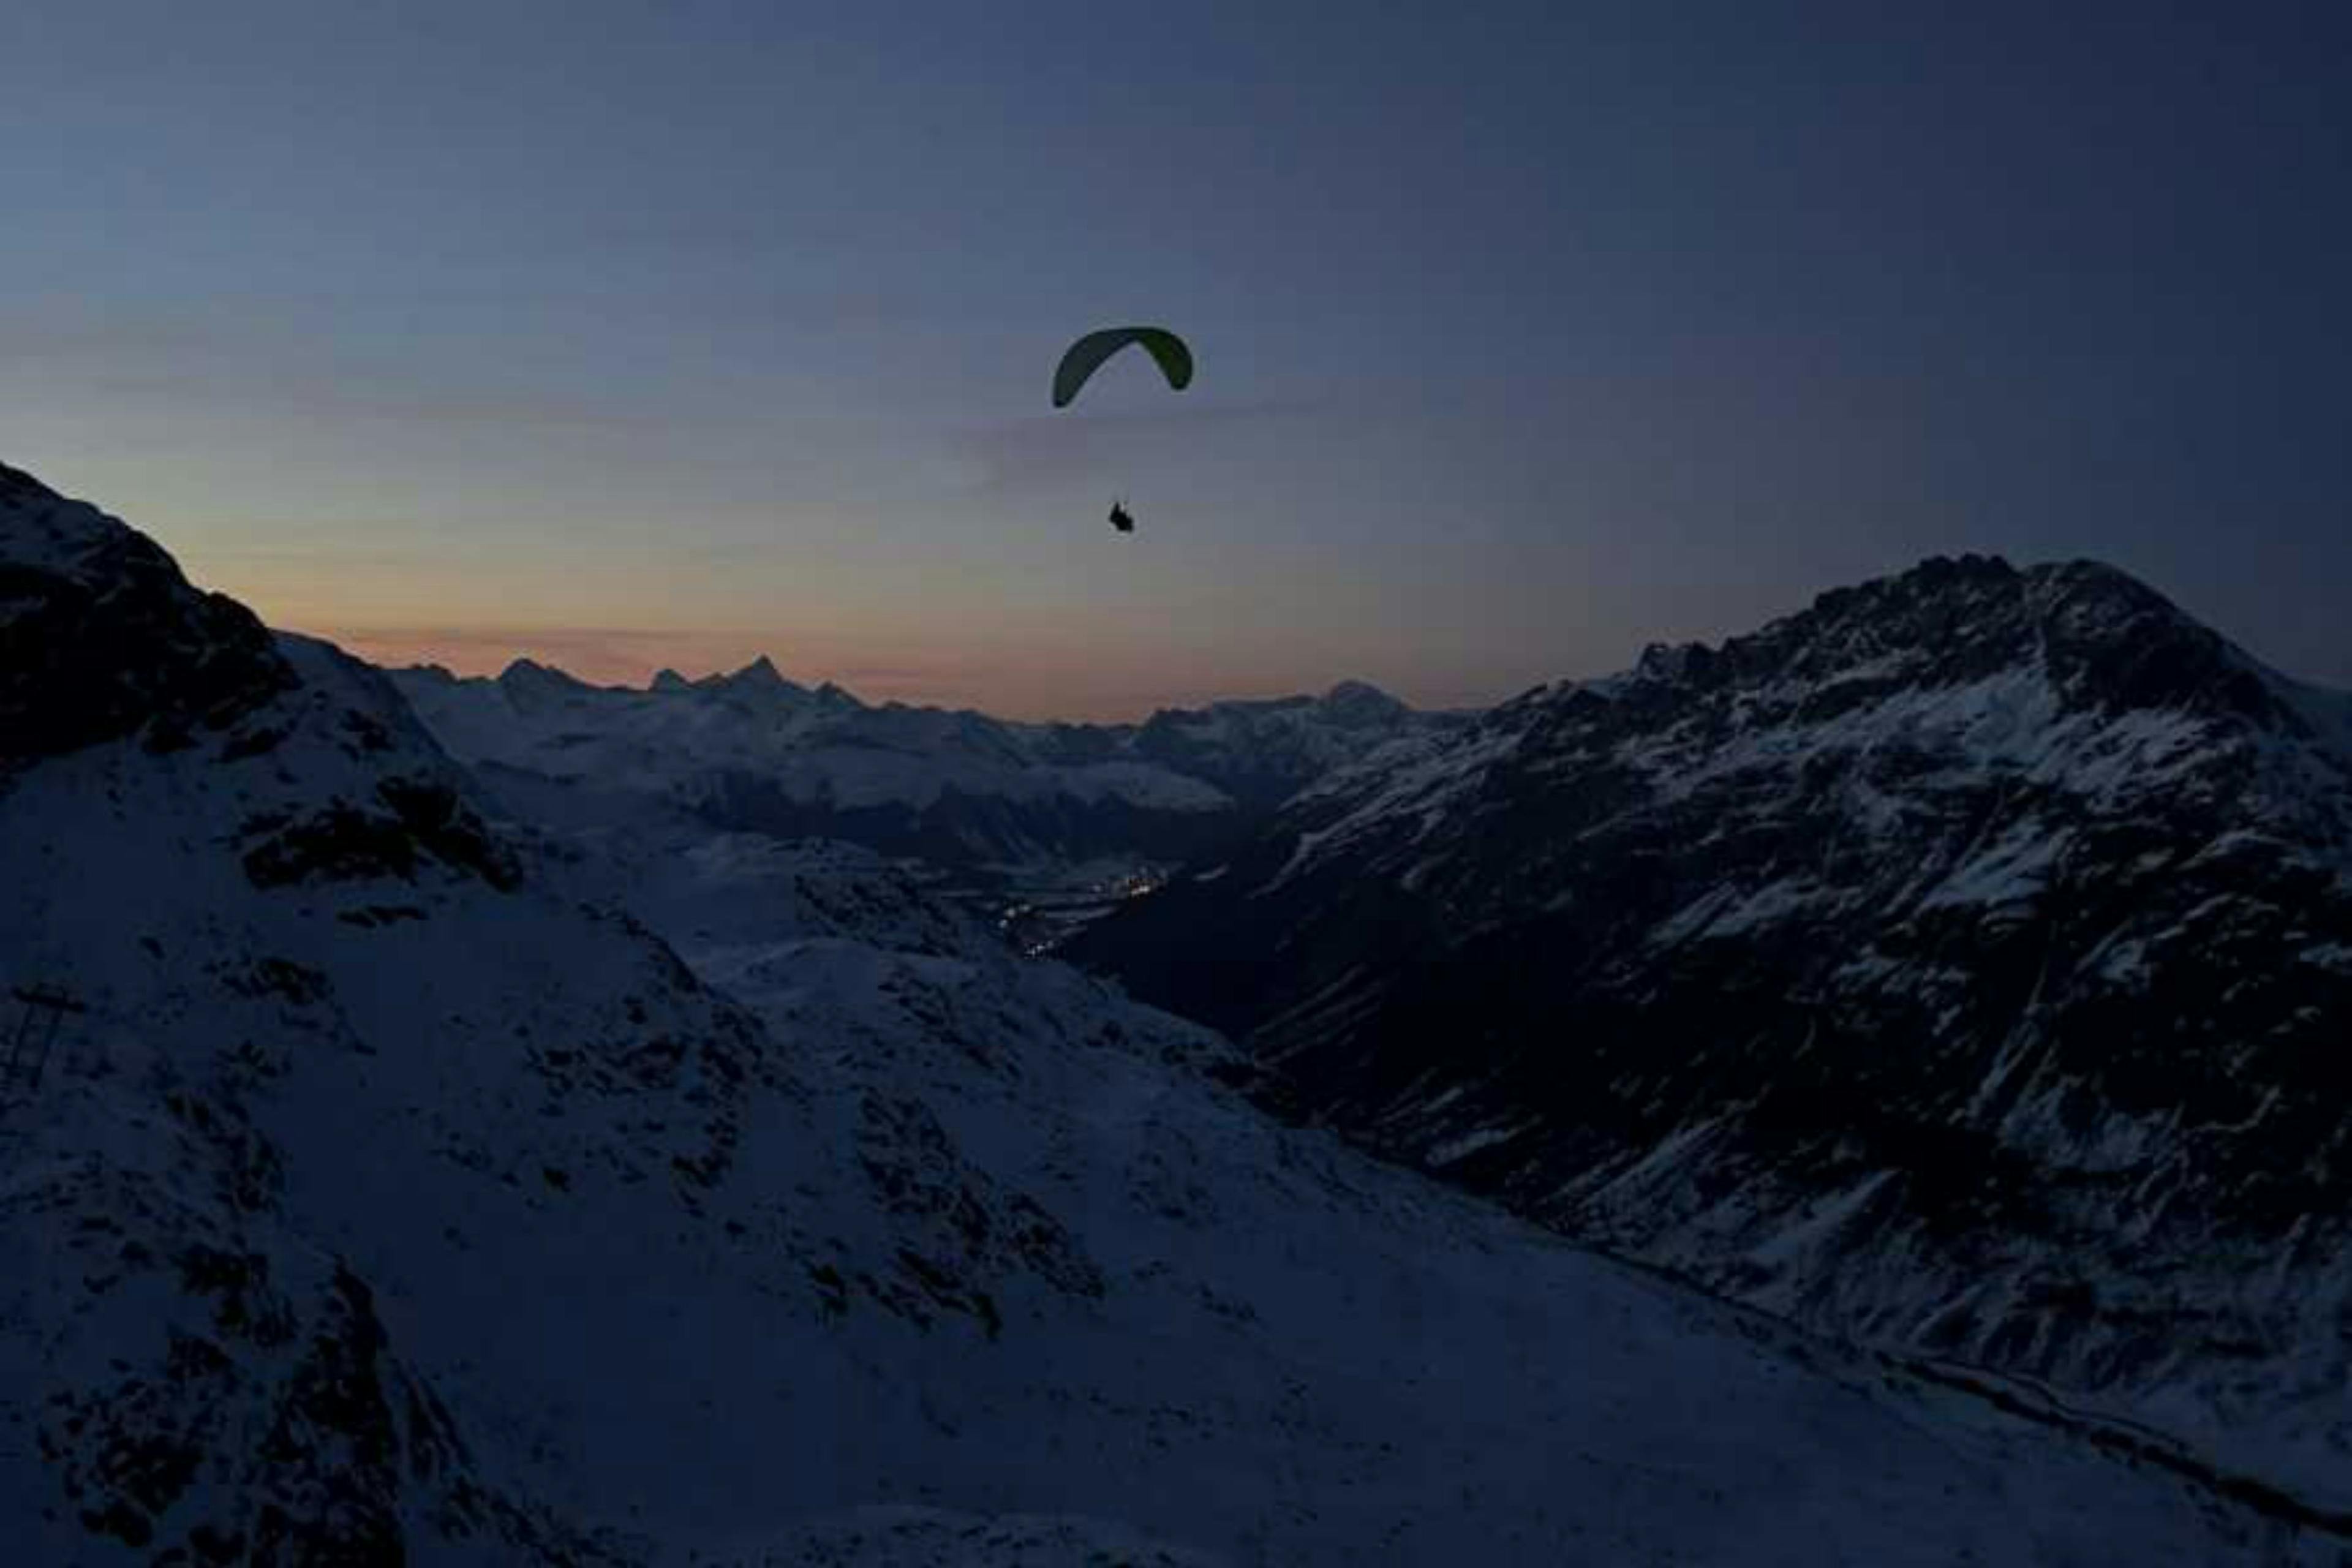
5 1 2348 717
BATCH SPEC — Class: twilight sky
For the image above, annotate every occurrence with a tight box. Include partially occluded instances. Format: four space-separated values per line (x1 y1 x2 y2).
4 1 2348 718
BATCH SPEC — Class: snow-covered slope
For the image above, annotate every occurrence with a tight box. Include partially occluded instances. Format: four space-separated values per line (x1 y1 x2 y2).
4 468 2339 1564
389 658 1440 881
1121 679 1444 811
1076 551 2352 1513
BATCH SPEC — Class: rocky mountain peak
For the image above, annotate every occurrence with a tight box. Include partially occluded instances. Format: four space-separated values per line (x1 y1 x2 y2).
1319 679 1409 726
497 656 585 688
1569 554 2301 747
493 657 601 717
688 654 809 709
724 654 794 689
1 459 295 773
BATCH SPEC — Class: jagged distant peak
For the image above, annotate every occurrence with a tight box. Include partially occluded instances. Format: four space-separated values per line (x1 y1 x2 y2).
497 656 585 685
1139 680 1419 729
1322 677 1401 706
492 658 605 710
671 654 810 703
650 667 695 695
1316 679 1412 728
725 654 794 688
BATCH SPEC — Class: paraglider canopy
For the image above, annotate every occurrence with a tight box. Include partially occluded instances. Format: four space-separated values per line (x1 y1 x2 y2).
1052 326 1194 409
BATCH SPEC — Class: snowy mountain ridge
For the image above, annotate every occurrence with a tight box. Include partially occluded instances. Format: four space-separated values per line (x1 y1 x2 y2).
1270 556 2352 892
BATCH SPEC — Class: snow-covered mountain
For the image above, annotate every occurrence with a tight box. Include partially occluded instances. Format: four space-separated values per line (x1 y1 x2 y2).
1121 679 1437 812
1075 551 2352 1512
390 657 1442 883
9 465 2339 1562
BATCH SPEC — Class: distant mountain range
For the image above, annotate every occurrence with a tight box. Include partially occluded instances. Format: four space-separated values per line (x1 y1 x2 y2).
1073 551 2352 1509
392 656 1449 878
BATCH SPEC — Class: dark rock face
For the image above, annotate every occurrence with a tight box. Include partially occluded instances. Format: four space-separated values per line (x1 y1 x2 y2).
240 778 524 892
0 463 296 777
1075 554 2352 1461
850 1090 1106 1336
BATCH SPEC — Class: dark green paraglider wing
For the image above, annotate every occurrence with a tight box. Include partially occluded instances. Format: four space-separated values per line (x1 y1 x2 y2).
1052 326 1194 408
